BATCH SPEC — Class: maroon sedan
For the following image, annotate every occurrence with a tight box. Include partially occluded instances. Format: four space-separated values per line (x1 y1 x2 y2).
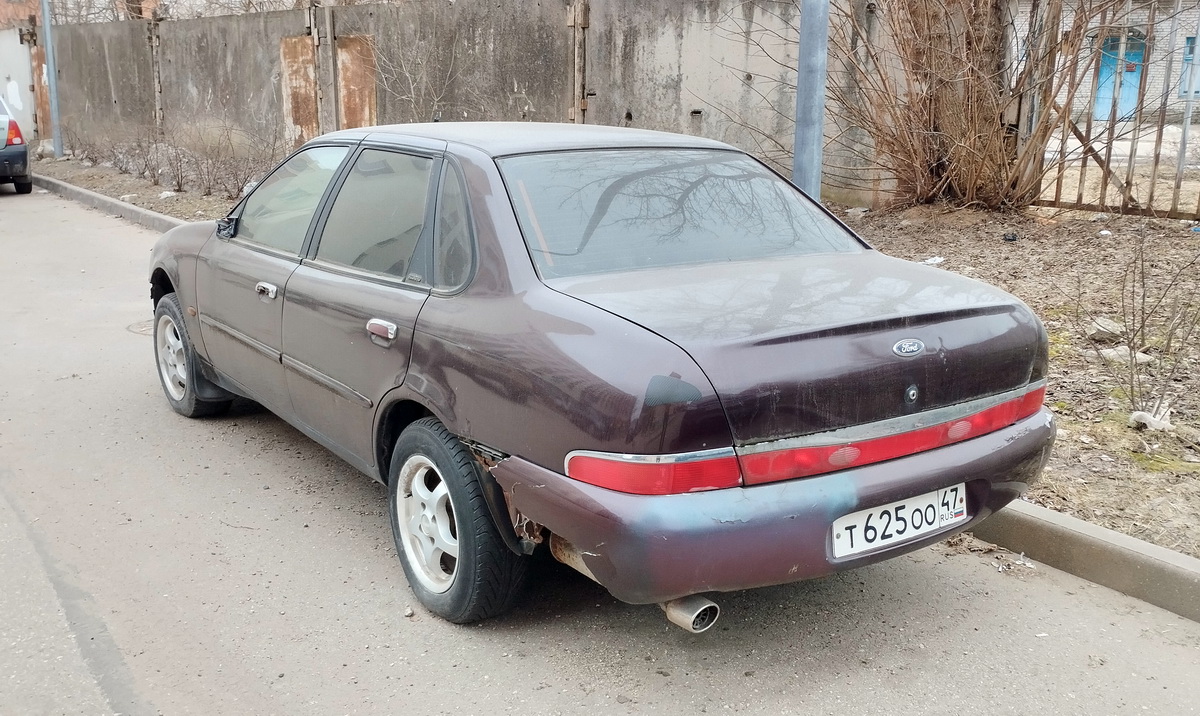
149 123 1054 632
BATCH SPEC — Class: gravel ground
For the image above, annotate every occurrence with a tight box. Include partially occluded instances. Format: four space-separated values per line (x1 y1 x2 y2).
29 155 1200 559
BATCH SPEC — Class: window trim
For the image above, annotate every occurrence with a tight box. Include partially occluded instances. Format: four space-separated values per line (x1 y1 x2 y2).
303 143 445 290
300 256 433 296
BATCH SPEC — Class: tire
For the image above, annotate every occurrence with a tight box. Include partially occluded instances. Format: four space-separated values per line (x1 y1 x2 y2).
388 418 528 623
14 181 32 195
153 293 232 418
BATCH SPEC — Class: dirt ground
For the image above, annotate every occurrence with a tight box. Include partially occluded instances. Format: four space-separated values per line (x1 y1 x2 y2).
853 203 1200 559
34 156 235 220
29 155 1200 560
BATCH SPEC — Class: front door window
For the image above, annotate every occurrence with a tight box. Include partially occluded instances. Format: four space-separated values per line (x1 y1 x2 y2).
239 146 349 254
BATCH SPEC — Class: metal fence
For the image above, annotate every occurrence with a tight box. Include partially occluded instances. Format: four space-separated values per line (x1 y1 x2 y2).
1037 0 1200 218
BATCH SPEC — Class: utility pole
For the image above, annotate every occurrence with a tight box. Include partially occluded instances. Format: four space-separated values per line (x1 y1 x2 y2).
792 0 831 199
38 0 63 157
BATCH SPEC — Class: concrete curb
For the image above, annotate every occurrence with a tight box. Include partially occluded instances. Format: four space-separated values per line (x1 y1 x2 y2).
971 500 1200 623
32 172 1200 625
33 175 184 234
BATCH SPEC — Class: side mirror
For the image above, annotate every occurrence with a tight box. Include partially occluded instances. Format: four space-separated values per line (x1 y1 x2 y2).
216 216 238 239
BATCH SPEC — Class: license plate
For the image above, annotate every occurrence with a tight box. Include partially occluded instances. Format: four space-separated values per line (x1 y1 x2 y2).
831 483 969 558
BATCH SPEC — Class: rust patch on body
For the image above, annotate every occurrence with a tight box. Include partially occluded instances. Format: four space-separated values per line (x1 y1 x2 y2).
335 35 377 130
279 36 319 148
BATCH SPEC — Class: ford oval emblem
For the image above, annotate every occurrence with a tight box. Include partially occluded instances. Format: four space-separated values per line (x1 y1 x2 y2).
892 339 925 357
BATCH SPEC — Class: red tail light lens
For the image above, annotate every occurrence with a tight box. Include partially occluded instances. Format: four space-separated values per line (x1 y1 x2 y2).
738 384 1047 485
5 119 24 147
563 383 1047 494
565 450 742 495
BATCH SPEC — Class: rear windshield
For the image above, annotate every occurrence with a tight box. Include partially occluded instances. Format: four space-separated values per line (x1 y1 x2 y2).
497 148 861 279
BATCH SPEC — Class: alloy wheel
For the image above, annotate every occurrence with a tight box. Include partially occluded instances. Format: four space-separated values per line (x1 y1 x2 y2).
156 314 187 401
396 454 459 593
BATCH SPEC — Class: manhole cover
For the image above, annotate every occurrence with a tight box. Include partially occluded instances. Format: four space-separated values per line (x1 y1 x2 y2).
127 319 154 336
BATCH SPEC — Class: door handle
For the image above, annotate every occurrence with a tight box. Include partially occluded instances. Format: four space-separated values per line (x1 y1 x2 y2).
255 282 278 300
366 318 398 341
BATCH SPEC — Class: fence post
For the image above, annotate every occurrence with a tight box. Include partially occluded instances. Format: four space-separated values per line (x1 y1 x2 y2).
568 1 589 123
149 16 163 136
313 4 339 133
37 0 62 156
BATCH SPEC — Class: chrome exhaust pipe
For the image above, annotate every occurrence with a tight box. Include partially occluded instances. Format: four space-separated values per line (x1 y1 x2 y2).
550 535 720 633
659 595 720 633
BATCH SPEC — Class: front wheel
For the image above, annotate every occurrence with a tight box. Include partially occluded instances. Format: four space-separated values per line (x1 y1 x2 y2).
153 293 231 418
388 418 528 623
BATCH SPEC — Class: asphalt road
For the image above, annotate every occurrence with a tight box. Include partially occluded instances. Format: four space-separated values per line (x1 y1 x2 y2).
2 188 1199 716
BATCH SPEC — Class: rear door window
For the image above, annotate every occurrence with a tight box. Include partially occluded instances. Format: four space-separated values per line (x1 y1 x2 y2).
314 148 437 282
237 146 349 255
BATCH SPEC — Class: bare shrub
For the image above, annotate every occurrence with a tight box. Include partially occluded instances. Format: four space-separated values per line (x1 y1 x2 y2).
161 128 190 193
367 29 505 123
123 128 165 185
713 0 1199 210
830 0 1024 207
212 128 286 199
174 119 286 199
60 123 98 162
99 133 133 174
1075 230 1200 423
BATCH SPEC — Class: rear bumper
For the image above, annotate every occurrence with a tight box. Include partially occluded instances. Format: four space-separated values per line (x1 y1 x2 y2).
491 408 1055 604
0 143 30 183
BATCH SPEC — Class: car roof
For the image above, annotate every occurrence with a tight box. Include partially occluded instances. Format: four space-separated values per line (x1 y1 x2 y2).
321 122 737 157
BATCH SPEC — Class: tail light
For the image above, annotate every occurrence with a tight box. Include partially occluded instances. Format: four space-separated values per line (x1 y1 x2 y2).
5 119 24 148
738 382 1047 485
564 382 1046 495
565 448 742 495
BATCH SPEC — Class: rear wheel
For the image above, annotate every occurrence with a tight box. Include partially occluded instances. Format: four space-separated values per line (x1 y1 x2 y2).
388 418 528 623
153 293 231 418
14 180 32 195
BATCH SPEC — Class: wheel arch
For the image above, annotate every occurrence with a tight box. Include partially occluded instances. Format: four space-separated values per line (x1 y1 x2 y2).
375 398 435 482
150 267 175 307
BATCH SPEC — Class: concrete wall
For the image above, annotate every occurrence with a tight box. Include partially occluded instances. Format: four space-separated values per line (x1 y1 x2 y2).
334 0 572 125
157 10 311 141
584 0 887 203
54 20 155 136
586 0 800 172
33 1 912 205
0 27 35 136
39 0 869 199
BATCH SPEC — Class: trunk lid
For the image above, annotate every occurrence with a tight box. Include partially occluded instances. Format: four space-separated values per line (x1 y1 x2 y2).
546 251 1044 446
